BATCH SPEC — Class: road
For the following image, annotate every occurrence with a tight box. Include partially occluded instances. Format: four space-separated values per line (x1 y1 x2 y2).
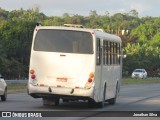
0 84 160 120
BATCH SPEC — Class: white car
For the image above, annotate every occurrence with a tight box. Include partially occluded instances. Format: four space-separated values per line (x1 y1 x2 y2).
131 69 147 79
0 74 7 101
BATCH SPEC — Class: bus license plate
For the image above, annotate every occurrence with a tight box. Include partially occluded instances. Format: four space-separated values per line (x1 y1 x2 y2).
56 78 68 82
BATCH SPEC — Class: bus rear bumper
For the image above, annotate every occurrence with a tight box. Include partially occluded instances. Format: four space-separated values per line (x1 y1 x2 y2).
28 84 94 100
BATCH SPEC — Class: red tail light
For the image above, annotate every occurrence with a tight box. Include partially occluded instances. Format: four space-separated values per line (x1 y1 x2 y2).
31 74 36 79
88 73 94 83
88 78 92 83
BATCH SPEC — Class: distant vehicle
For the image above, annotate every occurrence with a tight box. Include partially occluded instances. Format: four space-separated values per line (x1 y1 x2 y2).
0 74 7 101
131 69 147 79
28 24 122 108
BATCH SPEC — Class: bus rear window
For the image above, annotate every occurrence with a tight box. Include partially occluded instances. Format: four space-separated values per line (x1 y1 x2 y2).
34 29 93 54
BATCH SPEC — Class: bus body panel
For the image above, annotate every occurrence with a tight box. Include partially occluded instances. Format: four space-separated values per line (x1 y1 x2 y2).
103 66 121 98
29 52 95 88
28 26 122 104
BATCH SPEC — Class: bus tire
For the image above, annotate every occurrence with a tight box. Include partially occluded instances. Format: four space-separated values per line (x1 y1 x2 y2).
43 98 50 106
88 99 95 108
54 98 59 106
62 99 69 103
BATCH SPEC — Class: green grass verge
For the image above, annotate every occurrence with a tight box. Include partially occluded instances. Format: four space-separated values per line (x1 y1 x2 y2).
7 83 27 94
122 77 160 85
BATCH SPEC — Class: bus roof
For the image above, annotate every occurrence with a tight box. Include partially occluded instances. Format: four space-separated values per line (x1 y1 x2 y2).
35 26 121 43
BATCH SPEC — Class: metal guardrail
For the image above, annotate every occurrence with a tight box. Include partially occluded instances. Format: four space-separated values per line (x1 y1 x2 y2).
5 80 28 84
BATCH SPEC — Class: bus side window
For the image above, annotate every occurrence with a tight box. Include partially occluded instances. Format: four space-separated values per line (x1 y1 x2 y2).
103 40 108 65
108 41 110 65
110 42 113 65
118 43 121 64
115 43 118 64
96 38 101 65
103 41 106 65
114 43 117 64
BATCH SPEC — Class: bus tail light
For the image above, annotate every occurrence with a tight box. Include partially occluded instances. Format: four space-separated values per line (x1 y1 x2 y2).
30 69 35 74
89 73 94 78
88 73 94 83
30 69 36 80
88 78 92 83
85 73 94 89
31 74 36 79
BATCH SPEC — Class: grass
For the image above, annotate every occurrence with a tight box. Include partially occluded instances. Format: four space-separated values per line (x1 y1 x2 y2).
7 83 27 94
6 78 160 94
122 77 160 85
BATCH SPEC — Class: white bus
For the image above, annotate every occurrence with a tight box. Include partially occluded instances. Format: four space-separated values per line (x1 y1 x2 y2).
28 24 122 108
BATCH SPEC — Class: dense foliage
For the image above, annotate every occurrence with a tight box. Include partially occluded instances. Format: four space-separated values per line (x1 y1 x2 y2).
0 8 160 79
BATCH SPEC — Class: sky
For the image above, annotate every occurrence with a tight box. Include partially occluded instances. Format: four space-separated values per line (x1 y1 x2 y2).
0 0 160 17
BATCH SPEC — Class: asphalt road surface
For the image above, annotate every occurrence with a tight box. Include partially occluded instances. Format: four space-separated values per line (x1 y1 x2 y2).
0 84 160 120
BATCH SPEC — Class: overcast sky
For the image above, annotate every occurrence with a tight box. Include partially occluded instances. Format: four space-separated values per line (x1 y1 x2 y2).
0 0 160 17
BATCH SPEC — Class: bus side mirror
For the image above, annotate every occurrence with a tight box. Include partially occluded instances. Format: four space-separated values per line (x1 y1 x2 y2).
123 55 127 59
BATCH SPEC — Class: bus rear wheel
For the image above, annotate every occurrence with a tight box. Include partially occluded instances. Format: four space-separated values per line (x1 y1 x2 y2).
88 99 95 108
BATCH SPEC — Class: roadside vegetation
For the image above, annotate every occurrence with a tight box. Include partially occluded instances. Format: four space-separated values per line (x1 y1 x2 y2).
0 8 160 79
7 83 27 94
122 77 160 85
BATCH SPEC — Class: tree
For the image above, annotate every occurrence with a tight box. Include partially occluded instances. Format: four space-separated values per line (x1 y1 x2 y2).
128 9 138 18
0 8 9 22
130 23 156 44
62 13 70 18
150 32 160 47
0 45 9 74
1 8 160 78
89 10 98 18
0 20 36 79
